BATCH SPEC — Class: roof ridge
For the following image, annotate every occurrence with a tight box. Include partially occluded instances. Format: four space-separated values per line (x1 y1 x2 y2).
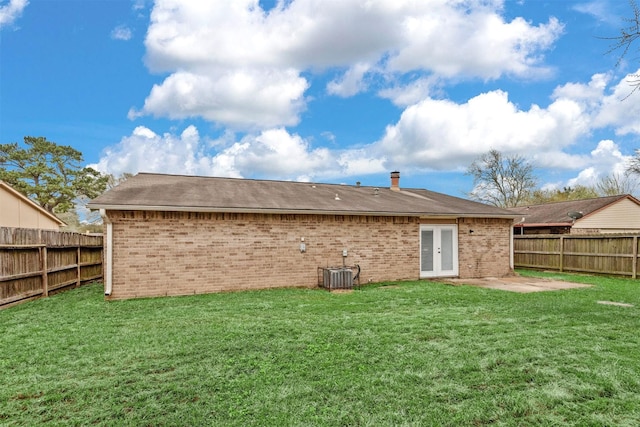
136 172 425 191
519 194 629 208
89 172 519 218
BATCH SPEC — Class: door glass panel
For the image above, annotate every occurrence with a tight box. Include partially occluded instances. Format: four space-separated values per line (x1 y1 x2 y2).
421 229 434 272
441 229 453 271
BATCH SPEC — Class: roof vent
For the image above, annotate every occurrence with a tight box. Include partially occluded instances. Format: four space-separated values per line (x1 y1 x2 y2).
373 188 379 196
335 193 340 200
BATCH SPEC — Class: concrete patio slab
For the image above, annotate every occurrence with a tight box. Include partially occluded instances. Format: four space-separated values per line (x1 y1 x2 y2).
438 276 591 293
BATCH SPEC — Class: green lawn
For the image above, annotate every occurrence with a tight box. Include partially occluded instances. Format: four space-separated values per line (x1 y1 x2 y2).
1 271 640 426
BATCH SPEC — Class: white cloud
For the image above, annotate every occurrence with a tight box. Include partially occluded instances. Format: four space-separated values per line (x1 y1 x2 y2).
566 140 633 188
372 71 640 188
327 63 372 97
337 150 387 177
593 69 640 134
0 0 28 29
566 167 599 188
375 89 589 171
320 131 336 144
144 0 561 76
132 68 309 129
143 0 399 72
378 76 442 107
110 25 132 41
529 151 591 171
108 69 640 193
552 72 610 104
388 7 563 79
572 1 620 25
91 125 221 177
93 126 377 182
133 0 564 128
551 69 640 136
224 129 334 180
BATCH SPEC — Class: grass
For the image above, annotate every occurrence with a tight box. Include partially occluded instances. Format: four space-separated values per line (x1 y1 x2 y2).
1 271 640 426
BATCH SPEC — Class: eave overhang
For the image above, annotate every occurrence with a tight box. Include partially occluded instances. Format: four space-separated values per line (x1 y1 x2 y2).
87 203 520 219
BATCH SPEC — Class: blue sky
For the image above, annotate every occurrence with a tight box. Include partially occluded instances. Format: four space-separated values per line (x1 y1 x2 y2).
2 0 640 197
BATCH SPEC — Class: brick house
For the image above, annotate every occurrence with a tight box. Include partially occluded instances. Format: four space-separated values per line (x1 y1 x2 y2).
88 172 519 300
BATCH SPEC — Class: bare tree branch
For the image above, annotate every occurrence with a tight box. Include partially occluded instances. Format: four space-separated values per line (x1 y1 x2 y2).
466 149 537 208
628 149 640 176
601 0 640 98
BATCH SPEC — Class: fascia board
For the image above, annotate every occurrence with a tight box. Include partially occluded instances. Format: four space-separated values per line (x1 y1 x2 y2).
88 203 519 219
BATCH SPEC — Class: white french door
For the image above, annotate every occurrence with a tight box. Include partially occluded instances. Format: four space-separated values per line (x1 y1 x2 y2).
420 225 458 278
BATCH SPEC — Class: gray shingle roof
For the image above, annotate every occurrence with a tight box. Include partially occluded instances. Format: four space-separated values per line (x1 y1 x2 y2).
88 173 518 218
509 195 638 225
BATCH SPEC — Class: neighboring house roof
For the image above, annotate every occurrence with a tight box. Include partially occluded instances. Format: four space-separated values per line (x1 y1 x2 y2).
88 172 518 218
0 180 66 228
510 195 640 228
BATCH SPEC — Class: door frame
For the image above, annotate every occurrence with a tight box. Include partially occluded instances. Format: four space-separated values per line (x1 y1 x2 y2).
420 224 459 278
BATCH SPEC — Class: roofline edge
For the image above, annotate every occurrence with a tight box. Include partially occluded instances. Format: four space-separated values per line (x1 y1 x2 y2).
87 203 520 219
1 181 67 226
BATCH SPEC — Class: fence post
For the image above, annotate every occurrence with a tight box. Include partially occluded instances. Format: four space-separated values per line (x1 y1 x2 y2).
559 236 564 272
1 227 103 309
633 235 638 280
41 245 48 297
76 245 81 287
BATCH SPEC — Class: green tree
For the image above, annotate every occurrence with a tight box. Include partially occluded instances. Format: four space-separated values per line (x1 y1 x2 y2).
527 186 599 204
466 149 537 208
106 172 134 190
75 172 135 229
0 136 108 213
55 210 103 233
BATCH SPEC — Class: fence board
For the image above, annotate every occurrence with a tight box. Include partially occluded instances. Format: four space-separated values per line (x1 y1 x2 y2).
0 227 103 309
514 234 640 279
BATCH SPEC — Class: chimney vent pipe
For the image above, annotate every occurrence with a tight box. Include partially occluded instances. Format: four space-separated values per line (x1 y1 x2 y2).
390 171 400 191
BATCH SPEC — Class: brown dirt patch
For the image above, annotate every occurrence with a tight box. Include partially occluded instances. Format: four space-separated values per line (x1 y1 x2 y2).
597 300 634 307
438 276 591 293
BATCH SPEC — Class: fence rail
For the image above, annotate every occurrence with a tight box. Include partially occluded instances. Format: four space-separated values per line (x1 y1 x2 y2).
0 227 103 309
514 234 640 279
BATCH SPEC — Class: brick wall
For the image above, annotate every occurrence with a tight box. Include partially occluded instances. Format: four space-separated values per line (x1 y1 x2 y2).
458 217 515 278
106 211 420 299
105 210 514 300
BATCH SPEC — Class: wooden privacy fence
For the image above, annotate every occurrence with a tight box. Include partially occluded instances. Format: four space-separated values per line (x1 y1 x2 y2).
0 227 103 309
514 234 640 279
